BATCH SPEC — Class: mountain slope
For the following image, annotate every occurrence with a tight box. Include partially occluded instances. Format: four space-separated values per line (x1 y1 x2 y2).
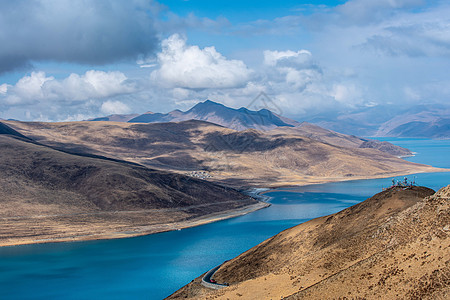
96 100 411 156
309 104 450 139
374 105 450 138
0 124 258 246
269 122 413 157
128 100 298 131
91 101 450 139
89 113 139 122
0 121 31 140
4 120 442 188
380 118 450 138
168 185 450 299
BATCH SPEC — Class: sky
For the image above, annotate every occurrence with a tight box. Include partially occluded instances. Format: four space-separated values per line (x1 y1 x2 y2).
0 0 449 121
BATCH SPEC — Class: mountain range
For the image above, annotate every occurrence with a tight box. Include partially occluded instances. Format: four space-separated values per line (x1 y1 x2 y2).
91 101 450 139
90 100 412 157
91 100 300 131
5 119 441 189
307 104 450 138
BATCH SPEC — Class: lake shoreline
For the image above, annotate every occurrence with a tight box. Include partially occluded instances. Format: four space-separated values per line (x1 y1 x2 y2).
2 138 448 300
0 201 270 248
247 167 450 192
2 167 448 248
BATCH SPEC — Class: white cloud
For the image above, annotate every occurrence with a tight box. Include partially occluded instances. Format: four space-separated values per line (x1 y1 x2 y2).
0 70 138 121
263 50 322 93
330 84 363 105
139 64 157 68
46 70 135 101
1 70 135 106
263 50 313 67
100 100 131 115
143 37 353 118
3 72 54 105
0 83 7 94
151 34 252 89
171 88 191 99
360 16 450 57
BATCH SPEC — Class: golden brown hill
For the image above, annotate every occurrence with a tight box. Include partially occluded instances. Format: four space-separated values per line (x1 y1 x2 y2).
168 185 450 300
4 120 443 188
269 122 413 157
0 132 262 247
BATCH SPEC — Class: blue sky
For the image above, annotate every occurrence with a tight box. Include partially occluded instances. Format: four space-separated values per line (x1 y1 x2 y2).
158 0 345 21
0 0 449 121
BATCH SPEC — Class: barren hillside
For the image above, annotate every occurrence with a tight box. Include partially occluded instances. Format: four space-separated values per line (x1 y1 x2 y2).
168 185 450 299
92 100 412 156
4 120 442 188
270 122 413 157
0 127 259 246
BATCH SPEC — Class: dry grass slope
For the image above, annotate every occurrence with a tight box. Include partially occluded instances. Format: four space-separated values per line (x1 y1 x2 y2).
0 130 257 246
168 185 450 300
4 120 443 188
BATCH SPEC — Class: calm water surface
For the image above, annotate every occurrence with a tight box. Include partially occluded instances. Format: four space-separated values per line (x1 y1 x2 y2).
0 138 449 299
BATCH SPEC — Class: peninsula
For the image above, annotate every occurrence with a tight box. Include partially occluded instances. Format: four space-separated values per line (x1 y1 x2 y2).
168 184 450 299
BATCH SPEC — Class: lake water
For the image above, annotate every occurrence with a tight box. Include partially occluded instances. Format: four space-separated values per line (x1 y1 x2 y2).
0 138 449 299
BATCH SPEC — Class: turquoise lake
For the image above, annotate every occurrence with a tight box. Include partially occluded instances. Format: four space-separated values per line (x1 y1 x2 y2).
0 138 449 299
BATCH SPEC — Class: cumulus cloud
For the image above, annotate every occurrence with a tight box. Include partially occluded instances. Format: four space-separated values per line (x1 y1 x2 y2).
263 50 313 67
46 70 135 101
150 34 252 89
165 47 349 118
142 36 354 118
330 83 363 105
0 0 160 74
263 50 322 92
144 42 335 117
1 70 135 106
2 72 54 105
100 100 131 115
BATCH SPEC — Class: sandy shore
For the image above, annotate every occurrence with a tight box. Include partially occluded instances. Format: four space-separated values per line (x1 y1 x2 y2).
245 166 450 190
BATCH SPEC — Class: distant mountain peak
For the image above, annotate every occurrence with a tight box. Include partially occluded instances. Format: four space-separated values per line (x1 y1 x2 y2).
203 99 220 105
88 113 139 122
187 100 227 113
191 99 224 108
127 99 297 131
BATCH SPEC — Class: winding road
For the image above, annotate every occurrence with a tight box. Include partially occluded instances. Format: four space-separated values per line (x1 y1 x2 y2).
201 263 229 290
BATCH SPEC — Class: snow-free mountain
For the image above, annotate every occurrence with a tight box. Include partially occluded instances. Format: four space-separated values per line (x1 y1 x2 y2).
307 104 450 139
92 101 450 139
126 100 300 131
90 100 412 157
